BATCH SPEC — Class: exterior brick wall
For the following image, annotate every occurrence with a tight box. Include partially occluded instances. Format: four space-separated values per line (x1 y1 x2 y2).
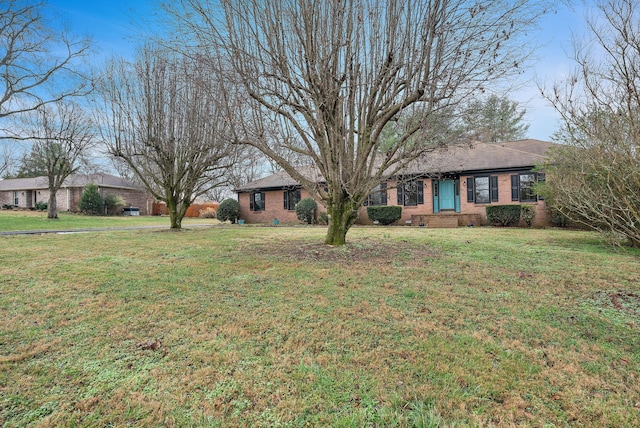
239 188 327 224
239 171 549 227
0 186 153 215
0 191 15 207
104 188 153 215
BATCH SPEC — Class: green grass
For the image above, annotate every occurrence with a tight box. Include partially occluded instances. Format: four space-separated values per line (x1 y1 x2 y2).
0 210 217 232
1 225 639 426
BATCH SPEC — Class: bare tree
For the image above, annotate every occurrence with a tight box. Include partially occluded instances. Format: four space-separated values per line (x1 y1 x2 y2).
541 0 640 247
0 0 92 131
97 45 238 229
0 143 17 177
168 0 553 245
18 101 95 218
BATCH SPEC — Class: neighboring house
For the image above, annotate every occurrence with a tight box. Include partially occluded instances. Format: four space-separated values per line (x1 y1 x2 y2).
235 139 555 227
0 174 154 215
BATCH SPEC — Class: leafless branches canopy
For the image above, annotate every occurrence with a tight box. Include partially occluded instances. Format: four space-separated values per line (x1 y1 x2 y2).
542 0 640 247
170 0 550 244
0 0 92 128
19 101 95 218
97 45 238 229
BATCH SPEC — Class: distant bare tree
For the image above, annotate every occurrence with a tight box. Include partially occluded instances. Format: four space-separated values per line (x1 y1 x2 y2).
168 0 554 245
18 101 95 218
0 0 92 131
97 45 238 229
541 0 640 247
0 143 16 177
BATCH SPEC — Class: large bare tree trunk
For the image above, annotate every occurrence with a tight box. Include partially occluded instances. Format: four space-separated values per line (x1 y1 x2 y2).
47 189 58 219
166 195 190 229
167 198 182 229
325 194 359 246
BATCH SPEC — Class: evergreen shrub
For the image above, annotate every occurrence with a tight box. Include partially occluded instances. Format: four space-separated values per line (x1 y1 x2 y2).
366 206 402 225
216 199 240 223
79 183 103 215
486 205 522 227
296 198 317 224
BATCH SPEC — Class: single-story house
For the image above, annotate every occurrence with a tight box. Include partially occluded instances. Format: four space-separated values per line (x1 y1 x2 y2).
0 173 154 215
235 139 555 227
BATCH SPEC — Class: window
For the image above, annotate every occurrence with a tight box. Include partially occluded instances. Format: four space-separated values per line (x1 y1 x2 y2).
511 172 544 202
250 191 265 211
13 191 18 206
283 189 301 210
466 176 498 204
364 183 387 206
475 177 490 204
397 180 424 206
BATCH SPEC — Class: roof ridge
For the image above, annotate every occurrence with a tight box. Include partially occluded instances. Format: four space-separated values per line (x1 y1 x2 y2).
496 142 549 158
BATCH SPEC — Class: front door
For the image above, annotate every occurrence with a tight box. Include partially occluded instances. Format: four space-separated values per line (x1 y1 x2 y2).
433 179 460 213
439 180 455 210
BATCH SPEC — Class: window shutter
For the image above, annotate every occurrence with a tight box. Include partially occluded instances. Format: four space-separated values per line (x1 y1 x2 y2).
511 175 520 201
490 176 499 202
283 191 288 209
250 193 255 211
397 183 403 205
417 180 424 204
466 177 474 202
381 183 388 205
537 173 546 200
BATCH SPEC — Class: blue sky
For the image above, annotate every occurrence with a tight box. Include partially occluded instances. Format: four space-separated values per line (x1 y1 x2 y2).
48 0 588 142
48 0 156 57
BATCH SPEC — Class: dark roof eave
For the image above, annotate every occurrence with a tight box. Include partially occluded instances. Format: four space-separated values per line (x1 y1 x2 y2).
236 183 322 193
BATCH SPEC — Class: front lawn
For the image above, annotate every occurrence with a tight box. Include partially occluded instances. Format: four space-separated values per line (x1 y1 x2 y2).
0 226 638 426
0 210 217 232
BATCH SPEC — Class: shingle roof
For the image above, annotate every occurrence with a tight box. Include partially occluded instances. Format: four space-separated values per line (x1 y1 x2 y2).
235 166 323 192
0 174 141 191
236 139 555 191
404 139 554 175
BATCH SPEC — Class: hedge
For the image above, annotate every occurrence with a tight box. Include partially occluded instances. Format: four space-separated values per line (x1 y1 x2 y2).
485 205 522 227
366 205 402 225
486 205 537 227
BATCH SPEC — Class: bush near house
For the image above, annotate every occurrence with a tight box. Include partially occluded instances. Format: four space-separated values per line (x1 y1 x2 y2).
486 205 522 227
79 183 103 215
216 199 240 223
521 205 536 227
318 211 329 225
486 205 537 227
295 197 317 224
366 206 402 225
103 194 125 215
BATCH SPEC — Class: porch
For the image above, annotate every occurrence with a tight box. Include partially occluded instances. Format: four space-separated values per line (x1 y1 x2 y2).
410 213 483 228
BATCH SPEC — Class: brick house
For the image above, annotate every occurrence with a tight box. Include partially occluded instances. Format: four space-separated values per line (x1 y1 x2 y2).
0 174 154 215
235 139 555 227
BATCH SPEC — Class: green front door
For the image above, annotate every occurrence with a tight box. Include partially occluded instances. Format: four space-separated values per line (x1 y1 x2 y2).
439 180 455 211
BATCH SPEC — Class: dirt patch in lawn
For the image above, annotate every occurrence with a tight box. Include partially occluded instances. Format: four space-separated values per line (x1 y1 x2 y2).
608 290 640 317
250 236 440 264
